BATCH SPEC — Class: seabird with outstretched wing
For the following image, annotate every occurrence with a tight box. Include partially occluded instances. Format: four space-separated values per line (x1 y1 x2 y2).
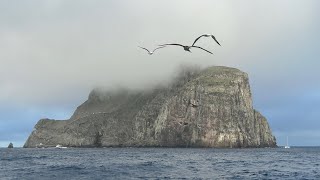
138 46 165 55
192 34 221 46
159 43 213 54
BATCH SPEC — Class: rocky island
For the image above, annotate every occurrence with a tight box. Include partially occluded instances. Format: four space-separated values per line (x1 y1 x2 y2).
24 66 276 148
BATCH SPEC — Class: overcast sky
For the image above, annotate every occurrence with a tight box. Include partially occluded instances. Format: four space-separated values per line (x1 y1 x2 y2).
1 0 319 147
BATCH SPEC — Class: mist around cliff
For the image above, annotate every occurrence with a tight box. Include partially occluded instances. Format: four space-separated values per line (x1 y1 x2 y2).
90 63 203 99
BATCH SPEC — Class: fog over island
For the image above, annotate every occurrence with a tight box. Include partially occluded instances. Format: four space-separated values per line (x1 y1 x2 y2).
0 0 320 147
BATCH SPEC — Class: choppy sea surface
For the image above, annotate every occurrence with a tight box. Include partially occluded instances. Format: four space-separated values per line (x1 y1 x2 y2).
0 147 319 179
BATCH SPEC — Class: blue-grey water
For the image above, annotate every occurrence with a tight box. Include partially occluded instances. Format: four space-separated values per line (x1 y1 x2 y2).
1 147 319 179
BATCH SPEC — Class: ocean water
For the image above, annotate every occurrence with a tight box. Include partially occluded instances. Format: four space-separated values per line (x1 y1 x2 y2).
0 147 319 179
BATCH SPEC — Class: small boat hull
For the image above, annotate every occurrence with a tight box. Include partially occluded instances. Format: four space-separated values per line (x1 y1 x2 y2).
55 144 67 149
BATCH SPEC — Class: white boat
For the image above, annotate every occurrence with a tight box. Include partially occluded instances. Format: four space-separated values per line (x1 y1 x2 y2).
284 136 290 149
55 144 67 149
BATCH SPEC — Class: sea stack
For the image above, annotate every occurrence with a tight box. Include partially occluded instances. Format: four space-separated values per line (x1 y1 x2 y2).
24 66 277 148
8 142 13 148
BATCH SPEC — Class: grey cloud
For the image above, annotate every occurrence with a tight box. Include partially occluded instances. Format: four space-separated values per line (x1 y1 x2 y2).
1 0 318 106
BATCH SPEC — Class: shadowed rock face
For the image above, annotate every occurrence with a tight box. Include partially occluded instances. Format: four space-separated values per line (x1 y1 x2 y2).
24 66 277 148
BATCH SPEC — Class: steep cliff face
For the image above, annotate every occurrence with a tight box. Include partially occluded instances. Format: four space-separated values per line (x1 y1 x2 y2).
24 66 276 148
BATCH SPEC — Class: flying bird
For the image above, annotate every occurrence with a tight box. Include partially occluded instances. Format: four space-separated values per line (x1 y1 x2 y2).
159 43 213 54
192 34 221 46
138 46 165 55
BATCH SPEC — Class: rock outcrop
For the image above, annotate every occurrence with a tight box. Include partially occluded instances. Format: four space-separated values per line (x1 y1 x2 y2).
8 142 13 148
24 66 276 148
